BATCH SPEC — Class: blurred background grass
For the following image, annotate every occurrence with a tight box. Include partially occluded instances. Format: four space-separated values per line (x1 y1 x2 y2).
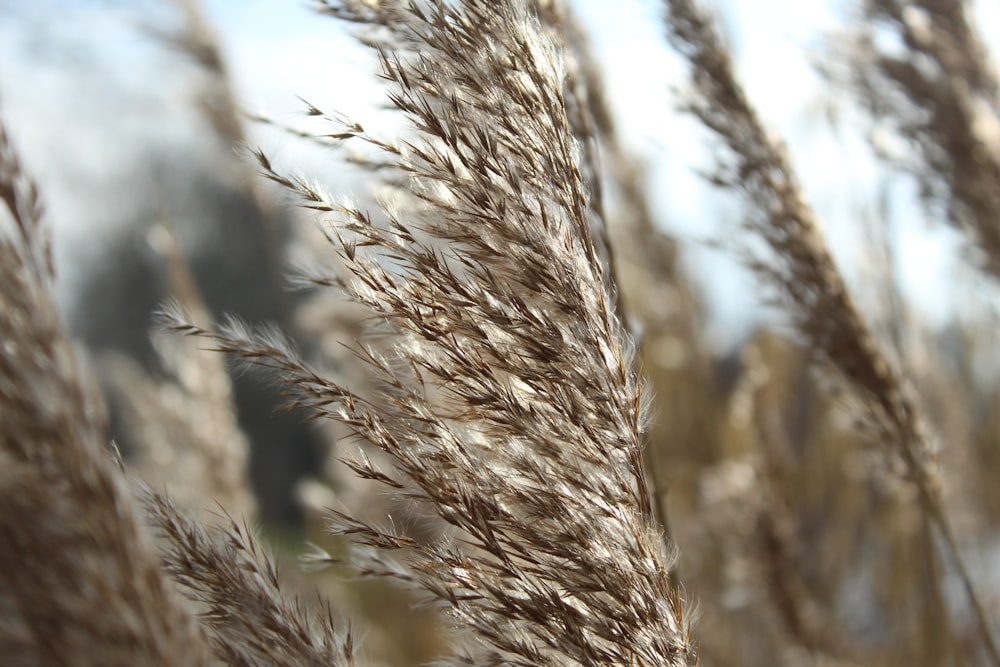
3 1 1000 664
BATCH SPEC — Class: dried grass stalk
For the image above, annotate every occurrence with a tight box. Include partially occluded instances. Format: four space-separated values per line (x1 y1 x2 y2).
106 223 257 521
170 0 699 663
0 115 210 667
662 0 999 662
737 345 858 662
849 0 1000 280
143 486 357 667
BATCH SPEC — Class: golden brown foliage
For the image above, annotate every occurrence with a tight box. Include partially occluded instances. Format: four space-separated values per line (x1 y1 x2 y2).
3 1 1000 666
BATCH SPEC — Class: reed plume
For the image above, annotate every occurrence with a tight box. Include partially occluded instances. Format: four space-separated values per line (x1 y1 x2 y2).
165 0 699 663
0 114 211 667
847 0 1000 280
662 0 999 662
143 486 357 667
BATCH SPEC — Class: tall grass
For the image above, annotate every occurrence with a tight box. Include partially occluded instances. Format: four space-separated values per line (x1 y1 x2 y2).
1 0 999 665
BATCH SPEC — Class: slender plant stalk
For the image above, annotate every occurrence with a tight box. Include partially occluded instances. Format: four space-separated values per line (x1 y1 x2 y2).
662 0 999 663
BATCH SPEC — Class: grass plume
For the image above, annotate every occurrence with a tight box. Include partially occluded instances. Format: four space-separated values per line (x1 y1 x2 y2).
0 114 211 667
166 1 699 663
663 0 999 662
